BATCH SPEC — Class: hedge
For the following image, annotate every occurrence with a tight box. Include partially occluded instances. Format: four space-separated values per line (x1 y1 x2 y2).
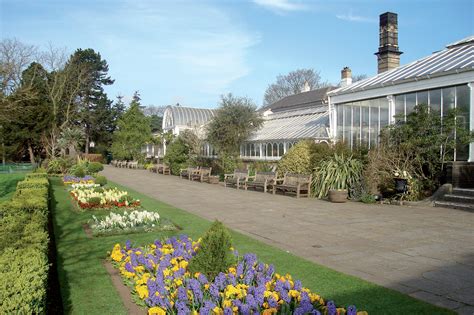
0 174 50 314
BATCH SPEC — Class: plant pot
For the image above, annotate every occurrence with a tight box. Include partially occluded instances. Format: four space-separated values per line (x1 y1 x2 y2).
328 189 348 203
394 178 408 193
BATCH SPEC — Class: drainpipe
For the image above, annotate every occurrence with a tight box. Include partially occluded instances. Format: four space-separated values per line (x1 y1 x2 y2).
468 82 474 162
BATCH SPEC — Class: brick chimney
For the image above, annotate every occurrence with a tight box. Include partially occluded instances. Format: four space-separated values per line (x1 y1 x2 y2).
340 67 352 87
375 12 403 73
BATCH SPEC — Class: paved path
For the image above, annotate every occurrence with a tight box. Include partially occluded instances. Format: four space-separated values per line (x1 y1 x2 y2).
103 166 474 314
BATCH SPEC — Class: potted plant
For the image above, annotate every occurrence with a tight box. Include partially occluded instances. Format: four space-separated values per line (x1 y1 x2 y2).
312 154 363 203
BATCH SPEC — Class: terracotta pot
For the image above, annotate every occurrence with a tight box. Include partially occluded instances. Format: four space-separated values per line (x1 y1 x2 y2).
328 189 348 203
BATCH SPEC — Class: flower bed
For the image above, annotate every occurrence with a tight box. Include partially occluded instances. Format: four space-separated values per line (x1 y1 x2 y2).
70 186 140 210
89 210 176 236
63 175 95 185
110 236 366 315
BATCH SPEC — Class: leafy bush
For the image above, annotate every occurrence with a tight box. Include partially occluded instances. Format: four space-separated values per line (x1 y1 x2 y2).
94 175 107 186
0 174 50 313
188 220 236 281
16 178 49 190
164 137 190 175
87 162 104 174
0 247 49 314
278 140 315 175
312 154 363 198
26 173 48 179
47 157 74 174
34 167 47 174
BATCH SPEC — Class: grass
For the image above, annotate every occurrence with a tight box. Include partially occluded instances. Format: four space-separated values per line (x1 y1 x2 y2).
0 173 25 201
51 178 454 315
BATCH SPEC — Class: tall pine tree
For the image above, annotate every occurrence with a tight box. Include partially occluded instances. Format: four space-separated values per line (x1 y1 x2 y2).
111 92 151 160
69 48 114 153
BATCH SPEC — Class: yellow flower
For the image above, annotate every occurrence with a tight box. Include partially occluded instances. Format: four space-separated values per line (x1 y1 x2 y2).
110 244 124 262
179 260 188 269
288 289 300 299
212 306 224 315
223 299 232 308
262 308 278 315
135 284 149 299
174 278 183 287
148 307 166 315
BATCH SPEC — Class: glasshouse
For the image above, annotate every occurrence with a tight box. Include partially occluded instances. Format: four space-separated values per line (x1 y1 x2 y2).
329 36 474 161
240 87 335 160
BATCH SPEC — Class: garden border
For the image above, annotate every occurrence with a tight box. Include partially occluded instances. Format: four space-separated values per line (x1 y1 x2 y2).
102 260 146 315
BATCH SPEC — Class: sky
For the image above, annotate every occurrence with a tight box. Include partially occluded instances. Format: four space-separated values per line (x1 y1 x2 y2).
1 0 473 108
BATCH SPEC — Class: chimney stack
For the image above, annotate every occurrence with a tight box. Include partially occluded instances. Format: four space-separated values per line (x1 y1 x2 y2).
340 67 352 87
375 12 402 73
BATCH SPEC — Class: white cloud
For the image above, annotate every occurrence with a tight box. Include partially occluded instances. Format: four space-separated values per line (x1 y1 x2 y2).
336 12 376 23
253 0 308 13
66 0 260 106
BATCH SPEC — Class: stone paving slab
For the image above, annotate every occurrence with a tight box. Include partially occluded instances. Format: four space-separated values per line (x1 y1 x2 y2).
102 166 474 313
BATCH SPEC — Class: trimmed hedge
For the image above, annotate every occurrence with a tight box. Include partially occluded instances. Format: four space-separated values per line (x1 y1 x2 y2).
0 174 50 314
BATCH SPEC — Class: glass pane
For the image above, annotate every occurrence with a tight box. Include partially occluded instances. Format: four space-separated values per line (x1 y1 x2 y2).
267 143 272 157
352 106 360 148
272 143 278 157
344 105 352 145
406 93 416 115
430 89 441 114
250 144 255 157
379 97 389 129
370 106 379 147
361 106 369 146
261 144 265 157
443 87 455 117
278 143 284 156
337 105 344 140
417 91 428 106
456 85 470 161
255 144 260 157
288 143 292 150
395 95 405 121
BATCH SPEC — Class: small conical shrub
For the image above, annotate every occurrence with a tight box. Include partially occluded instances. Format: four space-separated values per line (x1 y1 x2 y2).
188 220 236 281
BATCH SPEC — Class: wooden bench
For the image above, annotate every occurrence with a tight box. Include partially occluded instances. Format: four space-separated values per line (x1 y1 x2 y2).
224 169 249 189
128 161 139 169
157 164 170 175
245 171 277 193
273 173 312 198
191 167 212 182
180 166 199 180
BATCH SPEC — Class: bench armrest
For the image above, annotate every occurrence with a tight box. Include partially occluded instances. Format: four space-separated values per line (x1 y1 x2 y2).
275 178 285 183
224 173 234 179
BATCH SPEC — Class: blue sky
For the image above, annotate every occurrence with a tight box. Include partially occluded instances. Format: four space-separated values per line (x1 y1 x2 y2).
1 0 473 108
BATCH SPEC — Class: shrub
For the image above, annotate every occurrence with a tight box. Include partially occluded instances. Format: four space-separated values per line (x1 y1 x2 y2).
94 175 107 186
312 154 363 198
188 220 236 281
278 140 315 175
0 247 49 314
87 162 104 174
47 157 74 174
34 167 47 174
26 173 48 179
16 178 49 190
70 164 86 177
0 174 50 313
164 137 190 175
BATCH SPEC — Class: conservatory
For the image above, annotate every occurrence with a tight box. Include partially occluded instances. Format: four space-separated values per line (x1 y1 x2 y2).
144 105 217 158
241 87 334 161
328 36 474 161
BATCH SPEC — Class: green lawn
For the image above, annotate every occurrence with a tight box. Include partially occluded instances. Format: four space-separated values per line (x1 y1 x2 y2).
0 173 25 201
51 178 453 314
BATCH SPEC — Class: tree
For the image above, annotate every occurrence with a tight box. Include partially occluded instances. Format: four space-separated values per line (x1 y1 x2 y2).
352 74 368 82
263 68 328 106
381 104 473 190
206 94 263 158
143 105 166 133
110 92 151 160
4 62 52 163
68 48 114 153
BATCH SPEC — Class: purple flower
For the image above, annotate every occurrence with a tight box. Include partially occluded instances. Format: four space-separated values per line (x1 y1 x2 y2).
177 286 188 302
294 280 302 291
347 305 357 315
224 308 233 315
209 283 219 300
326 301 337 315
198 273 208 285
267 297 278 308
125 262 134 273
200 300 216 314
188 278 203 303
